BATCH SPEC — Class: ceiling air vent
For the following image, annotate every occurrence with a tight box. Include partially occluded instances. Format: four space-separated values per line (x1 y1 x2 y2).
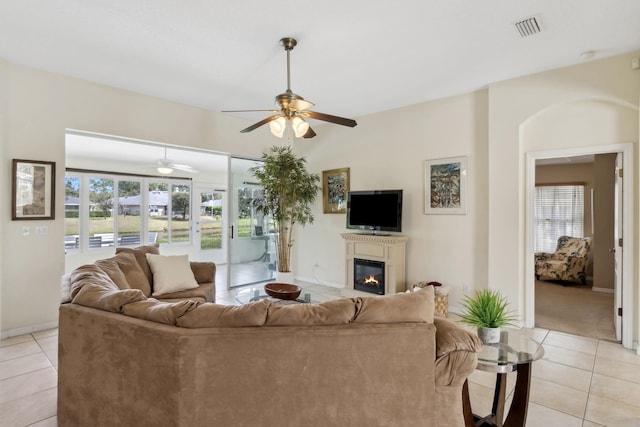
515 16 541 37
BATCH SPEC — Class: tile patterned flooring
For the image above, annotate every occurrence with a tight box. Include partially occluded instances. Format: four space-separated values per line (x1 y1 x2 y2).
1 281 640 426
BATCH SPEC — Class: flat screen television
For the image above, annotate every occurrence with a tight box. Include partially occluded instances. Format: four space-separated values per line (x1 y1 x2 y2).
346 190 403 234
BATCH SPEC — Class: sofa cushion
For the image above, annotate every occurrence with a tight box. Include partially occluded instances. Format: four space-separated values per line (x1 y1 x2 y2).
353 287 435 324
177 300 271 328
115 244 159 295
121 298 200 325
72 282 146 313
190 261 216 284
146 254 199 296
266 298 360 326
155 282 215 303
113 252 151 294
68 264 117 300
94 258 132 290
433 316 482 358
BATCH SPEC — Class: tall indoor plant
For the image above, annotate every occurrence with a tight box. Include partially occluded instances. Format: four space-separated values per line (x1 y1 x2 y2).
249 145 320 277
459 289 516 343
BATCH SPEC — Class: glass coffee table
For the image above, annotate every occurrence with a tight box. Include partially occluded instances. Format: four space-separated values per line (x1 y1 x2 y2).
235 286 316 305
463 330 544 427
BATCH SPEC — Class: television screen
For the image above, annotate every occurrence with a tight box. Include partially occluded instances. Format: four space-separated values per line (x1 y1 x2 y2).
346 190 403 233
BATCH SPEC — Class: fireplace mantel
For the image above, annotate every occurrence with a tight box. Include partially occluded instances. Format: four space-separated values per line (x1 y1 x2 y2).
341 233 408 297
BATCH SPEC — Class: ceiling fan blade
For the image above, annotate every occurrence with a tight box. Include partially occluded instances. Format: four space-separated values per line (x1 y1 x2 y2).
303 127 316 139
302 111 357 128
290 98 314 111
172 164 198 173
240 115 282 133
222 109 279 113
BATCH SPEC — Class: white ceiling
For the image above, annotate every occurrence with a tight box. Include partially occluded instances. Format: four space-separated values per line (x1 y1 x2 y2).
2 1 639 170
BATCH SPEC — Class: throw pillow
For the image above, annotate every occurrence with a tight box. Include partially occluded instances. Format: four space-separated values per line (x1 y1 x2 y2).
145 254 199 297
95 258 132 290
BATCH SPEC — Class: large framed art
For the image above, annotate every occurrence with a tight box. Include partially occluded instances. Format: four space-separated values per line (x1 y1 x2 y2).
424 156 467 215
322 167 350 214
12 159 56 220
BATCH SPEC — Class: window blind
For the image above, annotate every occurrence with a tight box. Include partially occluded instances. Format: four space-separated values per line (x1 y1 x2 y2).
534 185 584 253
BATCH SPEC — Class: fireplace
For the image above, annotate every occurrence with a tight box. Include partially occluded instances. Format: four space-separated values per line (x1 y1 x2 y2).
354 258 385 295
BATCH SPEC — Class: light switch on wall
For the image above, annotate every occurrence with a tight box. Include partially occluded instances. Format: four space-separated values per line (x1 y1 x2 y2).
36 226 48 235
22 226 30 236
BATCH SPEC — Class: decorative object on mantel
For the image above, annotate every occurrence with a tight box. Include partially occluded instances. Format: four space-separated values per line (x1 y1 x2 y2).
264 283 302 300
249 146 320 276
11 159 56 220
424 156 467 215
322 167 349 214
412 281 450 317
459 289 516 344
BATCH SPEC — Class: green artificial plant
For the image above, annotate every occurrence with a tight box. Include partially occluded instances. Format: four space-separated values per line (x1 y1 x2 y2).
249 145 320 273
459 289 516 329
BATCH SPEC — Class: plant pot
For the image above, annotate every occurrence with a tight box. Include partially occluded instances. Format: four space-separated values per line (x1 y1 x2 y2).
276 271 295 284
477 327 501 344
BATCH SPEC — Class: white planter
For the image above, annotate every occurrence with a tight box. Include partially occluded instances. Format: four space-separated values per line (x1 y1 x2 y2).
276 271 295 284
477 327 501 344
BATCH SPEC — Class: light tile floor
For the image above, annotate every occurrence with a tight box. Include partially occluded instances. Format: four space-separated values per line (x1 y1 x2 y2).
1 281 639 426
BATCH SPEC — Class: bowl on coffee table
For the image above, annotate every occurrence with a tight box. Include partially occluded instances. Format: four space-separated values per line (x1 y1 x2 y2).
264 283 302 300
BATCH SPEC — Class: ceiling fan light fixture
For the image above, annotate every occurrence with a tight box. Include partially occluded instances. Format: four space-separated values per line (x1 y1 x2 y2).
291 116 309 138
269 116 287 138
157 166 173 174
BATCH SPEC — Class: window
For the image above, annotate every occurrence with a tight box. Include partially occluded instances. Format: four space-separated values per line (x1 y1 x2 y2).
534 185 584 253
65 172 191 251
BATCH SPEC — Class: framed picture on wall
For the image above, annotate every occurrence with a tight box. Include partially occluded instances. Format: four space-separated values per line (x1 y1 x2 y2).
424 156 467 215
322 167 350 213
12 159 56 220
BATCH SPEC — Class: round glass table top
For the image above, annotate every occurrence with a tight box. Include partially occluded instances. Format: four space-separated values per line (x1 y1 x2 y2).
476 330 545 373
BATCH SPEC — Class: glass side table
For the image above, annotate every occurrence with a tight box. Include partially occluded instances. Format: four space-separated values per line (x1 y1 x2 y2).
235 287 313 305
463 330 544 427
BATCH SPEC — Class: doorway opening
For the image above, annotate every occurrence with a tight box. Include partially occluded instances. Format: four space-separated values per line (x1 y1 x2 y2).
525 143 633 349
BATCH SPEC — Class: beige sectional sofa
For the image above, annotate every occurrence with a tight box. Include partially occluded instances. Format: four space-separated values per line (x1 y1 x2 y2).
58 246 482 427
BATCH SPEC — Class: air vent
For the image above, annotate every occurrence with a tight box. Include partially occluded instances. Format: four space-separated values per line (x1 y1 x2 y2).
515 16 541 37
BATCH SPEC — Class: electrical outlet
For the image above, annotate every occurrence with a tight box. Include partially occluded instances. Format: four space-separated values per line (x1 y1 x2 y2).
463 284 470 293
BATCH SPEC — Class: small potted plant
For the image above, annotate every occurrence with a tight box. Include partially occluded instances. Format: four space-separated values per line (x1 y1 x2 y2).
459 289 516 344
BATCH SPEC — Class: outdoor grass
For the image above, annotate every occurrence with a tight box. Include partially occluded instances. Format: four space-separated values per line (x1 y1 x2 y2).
65 215 252 249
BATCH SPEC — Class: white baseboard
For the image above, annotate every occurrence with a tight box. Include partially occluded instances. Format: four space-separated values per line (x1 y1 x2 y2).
1 320 59 340
592 287 615 294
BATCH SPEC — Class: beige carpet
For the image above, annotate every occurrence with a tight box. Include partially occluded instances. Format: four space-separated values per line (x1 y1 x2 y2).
535 279 616 341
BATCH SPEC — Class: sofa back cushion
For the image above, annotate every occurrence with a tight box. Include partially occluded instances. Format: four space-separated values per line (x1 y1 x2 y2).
266 298 360 326
114 245 160 296
177 300 271 328
121 299 200 325
354 287 435 324
72 281 146 313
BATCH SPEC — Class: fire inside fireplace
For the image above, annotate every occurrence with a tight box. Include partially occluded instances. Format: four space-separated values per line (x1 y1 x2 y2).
354 258 385 295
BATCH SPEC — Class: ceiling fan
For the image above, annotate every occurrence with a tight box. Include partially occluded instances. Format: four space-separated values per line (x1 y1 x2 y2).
155 147 198 175
223 37 357 139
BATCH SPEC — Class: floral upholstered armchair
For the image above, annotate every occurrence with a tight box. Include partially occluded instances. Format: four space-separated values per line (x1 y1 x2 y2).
535 236 592 286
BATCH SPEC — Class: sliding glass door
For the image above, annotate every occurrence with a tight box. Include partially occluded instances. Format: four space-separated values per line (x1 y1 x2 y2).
227 156 275 288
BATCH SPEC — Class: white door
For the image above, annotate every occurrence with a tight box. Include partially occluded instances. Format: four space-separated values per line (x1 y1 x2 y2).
613 153 623 341
194 185 226 264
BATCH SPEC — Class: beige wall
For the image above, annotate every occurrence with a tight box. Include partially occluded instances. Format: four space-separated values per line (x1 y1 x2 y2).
0 62 273 336
489 51 639 339
1 51 639 347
